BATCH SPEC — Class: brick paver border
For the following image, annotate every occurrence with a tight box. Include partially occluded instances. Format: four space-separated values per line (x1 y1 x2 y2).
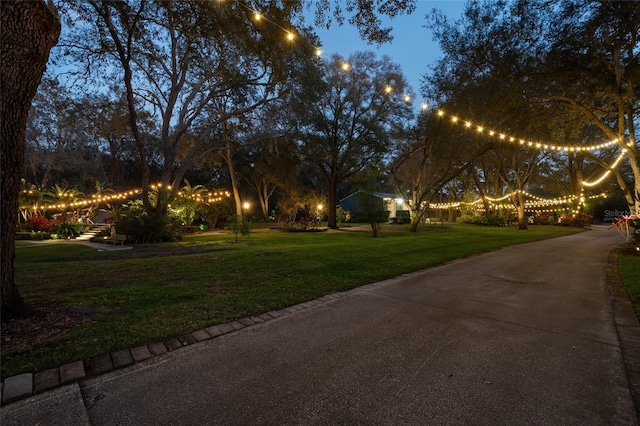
0 292 346 405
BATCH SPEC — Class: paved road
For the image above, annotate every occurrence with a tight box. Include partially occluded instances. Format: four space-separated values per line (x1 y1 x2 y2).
3 227 637 425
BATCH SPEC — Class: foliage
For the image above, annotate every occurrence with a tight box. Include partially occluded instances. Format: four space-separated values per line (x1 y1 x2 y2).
171 180 208 226
198 196 234 230
26 214 53 232
50 221 85 239
291 51 413 229
531 212 559 226
426 0 640 217
460 215 506 226
225 214 252 242
59 1 317 234
390 111 488 232
115 200 182 243
26 80 110 192
336 208 350 226
18 181 47 221
558 213 593 228
349 191 390 236
15 232 51 241
611 214 640 248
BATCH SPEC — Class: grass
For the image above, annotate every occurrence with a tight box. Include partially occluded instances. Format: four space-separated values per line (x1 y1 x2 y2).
1 224 583 379
619 251 640 313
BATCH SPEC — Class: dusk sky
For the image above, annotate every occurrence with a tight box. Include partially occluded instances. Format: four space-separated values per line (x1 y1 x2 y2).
309 1 467 106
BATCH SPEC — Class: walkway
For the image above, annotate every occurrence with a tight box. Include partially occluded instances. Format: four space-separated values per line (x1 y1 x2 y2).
16 239 132 251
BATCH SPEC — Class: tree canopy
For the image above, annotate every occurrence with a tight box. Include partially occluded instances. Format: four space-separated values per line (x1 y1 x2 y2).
425 0 639 217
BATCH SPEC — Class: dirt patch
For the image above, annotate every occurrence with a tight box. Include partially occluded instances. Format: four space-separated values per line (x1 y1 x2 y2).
0 302 99 353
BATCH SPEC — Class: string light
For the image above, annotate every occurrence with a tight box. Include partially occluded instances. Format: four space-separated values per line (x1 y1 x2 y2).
230 0 629 166
235 0 412 106
433 108 621 153
582 151 627 187
31 184 231 211
426 190 607 211
218 2 628 197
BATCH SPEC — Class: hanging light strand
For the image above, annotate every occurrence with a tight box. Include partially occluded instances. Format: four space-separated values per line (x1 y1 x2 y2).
433 109 621 153
34 184 232 211
427 191 607 210
234 1 413 104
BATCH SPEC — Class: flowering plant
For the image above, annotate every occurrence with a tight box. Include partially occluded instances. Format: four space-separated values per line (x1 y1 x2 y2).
611 213 640 245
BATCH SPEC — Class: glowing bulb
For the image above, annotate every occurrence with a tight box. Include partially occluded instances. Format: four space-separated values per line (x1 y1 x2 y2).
341 62 350 71
315 48 322 56
286 31 294 41
384 85 393 94
404 94 411 103
254 12 262 21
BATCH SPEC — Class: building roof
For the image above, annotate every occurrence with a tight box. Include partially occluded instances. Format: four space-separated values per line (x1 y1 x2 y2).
339 190 403 203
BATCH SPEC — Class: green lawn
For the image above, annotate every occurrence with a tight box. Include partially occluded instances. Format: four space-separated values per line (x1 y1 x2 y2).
2 224 583 379
619 252 640 313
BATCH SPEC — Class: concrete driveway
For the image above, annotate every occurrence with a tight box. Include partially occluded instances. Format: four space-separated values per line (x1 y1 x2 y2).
2 227 637 425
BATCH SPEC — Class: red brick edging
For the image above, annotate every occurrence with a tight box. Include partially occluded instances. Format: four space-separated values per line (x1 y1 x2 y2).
0 293 347 405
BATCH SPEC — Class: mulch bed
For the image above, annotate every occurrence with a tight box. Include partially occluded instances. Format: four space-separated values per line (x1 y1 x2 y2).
0 302 99 353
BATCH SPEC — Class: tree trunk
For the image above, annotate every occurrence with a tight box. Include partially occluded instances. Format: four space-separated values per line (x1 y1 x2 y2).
515 191 528 230
327 174 338 229
1 0 60 320
410 205 430 233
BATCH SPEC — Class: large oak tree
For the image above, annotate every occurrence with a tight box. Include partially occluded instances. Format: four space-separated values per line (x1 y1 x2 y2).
292 51 413 228
1 0 60 320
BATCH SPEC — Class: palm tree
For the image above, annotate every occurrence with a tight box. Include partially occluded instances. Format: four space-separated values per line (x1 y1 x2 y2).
174 179 208 226
18 179 47 222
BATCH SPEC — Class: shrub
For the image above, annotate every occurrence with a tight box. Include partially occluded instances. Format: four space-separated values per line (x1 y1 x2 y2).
532 213 550 225
349 210 390 223
15 232 51 240
26 215 53 232
559 213 593 227
116 214 182 243
486 216 506 226
460 215 506 226
51 221 85 239
460 215 487 225
182 225 199 234
225 214 251 242
611 214 640 251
